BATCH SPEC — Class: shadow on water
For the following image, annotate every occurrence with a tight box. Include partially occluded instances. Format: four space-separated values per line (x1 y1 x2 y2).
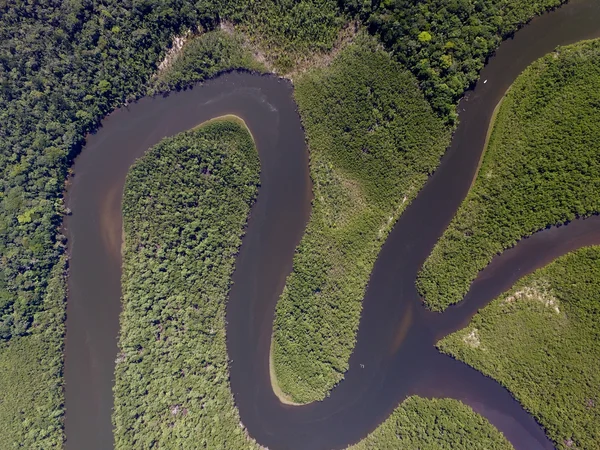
63 0 600 449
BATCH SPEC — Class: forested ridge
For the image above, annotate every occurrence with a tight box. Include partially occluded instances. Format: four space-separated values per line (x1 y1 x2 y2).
418 38 600 310
439 246 600 450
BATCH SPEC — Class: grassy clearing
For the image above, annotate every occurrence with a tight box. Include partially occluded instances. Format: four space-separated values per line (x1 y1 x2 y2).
349 396 512 450
112 120 261 449
418 39 600 311
271 34 450 403
438 246 600 450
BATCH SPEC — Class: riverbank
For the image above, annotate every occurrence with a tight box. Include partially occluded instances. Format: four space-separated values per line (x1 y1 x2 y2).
113 119 262 448
439 246 600 449
417 38 600 310
270 34 450 403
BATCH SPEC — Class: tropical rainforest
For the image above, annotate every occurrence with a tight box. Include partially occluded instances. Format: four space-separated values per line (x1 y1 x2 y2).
0 0 596 448
113 119 262 448
418 38 600 311
439 246 600 450
114 118 513 449
271 34 450 403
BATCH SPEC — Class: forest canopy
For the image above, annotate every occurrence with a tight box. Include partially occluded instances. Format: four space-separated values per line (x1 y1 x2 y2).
418 38 600 310
438 246 600 450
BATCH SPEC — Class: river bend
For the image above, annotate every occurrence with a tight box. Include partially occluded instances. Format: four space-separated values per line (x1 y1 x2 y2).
64 1 600 448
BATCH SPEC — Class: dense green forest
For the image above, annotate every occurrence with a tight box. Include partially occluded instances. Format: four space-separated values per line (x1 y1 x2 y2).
418 39 600 310
349 396 512 450
343 0 567 121
114 119 514 450
272 34 450 403
148 30 266 94
0 0 582 446
113 119 262 448
439 246 600 450
0 1 344 445
0 256 66 449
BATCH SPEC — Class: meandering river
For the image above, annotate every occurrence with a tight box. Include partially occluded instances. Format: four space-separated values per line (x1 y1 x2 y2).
63 1 600 448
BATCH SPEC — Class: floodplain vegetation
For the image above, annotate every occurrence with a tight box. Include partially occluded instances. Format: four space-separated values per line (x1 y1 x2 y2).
271 34 451 403
113 119 261 449
148 30 266 95
417 39 600 311
439 247 600 450
113 119 511 449
0 0 589 446
0 1 344 445
348 396 512 450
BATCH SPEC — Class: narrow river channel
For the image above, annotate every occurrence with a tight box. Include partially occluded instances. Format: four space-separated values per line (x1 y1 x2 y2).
63 1 600 449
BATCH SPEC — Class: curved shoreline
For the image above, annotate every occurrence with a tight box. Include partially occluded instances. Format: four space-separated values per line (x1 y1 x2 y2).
63 1 600 449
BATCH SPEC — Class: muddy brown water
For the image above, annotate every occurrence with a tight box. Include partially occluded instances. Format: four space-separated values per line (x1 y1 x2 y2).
63 1 600 449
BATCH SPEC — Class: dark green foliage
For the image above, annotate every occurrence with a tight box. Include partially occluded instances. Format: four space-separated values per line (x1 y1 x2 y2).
149 30 266 94
342 0 567 121
113 120 261 449
0 0 214 344
0 256 67 449
418 39 600 310
0 0 344 442
438 246 600 450
272 35 450 402
350 396 512 450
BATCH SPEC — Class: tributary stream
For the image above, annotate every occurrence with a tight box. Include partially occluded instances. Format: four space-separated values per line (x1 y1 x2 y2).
64 1 600 448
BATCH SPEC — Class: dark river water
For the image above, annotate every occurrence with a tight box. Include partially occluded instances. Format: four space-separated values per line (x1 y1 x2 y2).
63 1 600 449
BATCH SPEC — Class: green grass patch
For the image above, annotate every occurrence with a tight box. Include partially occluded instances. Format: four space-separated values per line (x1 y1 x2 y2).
349 396 512 450
418 39 600 311
271 34 450 403
112 119 261 449
438 246 600 450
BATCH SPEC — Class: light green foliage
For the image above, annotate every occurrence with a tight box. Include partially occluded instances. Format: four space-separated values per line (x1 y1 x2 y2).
418 39 600 310
272 35 450 403
113 121 261 449
438 247 600 450
0 256 66 449
349 396 512 450
149 30 266 94
342 0 567 121
230 0 345 72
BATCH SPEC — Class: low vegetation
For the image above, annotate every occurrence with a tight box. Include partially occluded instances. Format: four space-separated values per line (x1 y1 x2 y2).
418 39 600 310
272 34 450 403
343 0 568 121
113 119 262 448
438 246 600 450
349 396 512 450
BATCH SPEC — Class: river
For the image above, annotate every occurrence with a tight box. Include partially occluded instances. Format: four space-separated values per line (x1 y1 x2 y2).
63 1 600 449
